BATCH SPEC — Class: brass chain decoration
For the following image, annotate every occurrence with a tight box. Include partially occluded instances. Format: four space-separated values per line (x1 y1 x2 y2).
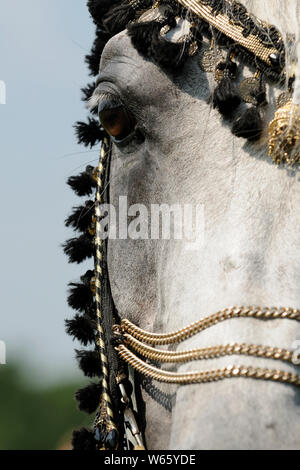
121 335 295 365
113 306 300 387
93 137 118 449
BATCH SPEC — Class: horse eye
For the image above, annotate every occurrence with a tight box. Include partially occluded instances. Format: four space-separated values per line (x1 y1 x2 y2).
99 105 136 141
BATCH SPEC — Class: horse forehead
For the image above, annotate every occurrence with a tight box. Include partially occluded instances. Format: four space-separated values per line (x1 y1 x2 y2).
99 31 164 89
100 31 136 70
98 31 204 107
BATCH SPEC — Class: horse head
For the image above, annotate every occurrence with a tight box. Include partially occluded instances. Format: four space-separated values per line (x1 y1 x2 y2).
65 0 300 450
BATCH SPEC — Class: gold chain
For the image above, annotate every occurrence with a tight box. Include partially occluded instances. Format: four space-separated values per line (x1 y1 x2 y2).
113 306 300 388
118 306 300 346
122 333 294 365
116 344 300 386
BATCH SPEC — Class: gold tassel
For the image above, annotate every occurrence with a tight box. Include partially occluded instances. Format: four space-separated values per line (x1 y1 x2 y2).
268 100 300 166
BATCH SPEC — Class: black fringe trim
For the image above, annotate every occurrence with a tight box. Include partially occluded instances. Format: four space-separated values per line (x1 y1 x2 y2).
232 74 267 141
107 0 155 35
67 166 97 198
212 59 241 119
65 200 95 233
86 1 285 83
65 314 96 346
76 349 102 378
74 117 105 148
67 270 95 312
213 79 241 119
188 10 284 83
63 234 94 264
232 106 263 142
75 383 102 414
87 0 121 26
72 427 96 451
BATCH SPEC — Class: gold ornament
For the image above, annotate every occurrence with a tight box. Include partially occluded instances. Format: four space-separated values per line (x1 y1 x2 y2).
268 100 300 166
199 47 224 72
160 24 171 36
276 91 292 110
188 41 198 57
239 76 265 105
214 68 224 83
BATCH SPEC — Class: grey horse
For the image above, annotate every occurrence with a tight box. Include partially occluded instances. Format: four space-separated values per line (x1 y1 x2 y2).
85 0 300 449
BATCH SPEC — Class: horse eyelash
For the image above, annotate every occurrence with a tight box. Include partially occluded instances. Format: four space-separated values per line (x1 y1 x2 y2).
88 90 121 113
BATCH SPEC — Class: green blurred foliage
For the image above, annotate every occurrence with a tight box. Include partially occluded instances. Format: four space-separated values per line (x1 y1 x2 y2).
0 362 88 450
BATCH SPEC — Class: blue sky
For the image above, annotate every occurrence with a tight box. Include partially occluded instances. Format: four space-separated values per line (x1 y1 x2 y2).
0 0 98 384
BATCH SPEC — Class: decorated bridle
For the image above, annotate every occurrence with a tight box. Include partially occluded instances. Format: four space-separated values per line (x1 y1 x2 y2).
64 0 300 451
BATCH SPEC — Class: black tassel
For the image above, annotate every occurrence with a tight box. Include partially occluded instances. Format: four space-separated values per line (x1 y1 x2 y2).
76 350 102 378
213 60 241 119
87 0 120 26
75 383 102 414
67 283 93 312
232 106 263 142
67 166 96 197
103 2 139 35
65 314 96 345
80 269 95 285
85 304 97 321
213 78 241 118
232 74 267 142
128 20 191 70
67 270 95 312
65 200 94 233
72 428 96 451
63 234 94 264
74 117 105 148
